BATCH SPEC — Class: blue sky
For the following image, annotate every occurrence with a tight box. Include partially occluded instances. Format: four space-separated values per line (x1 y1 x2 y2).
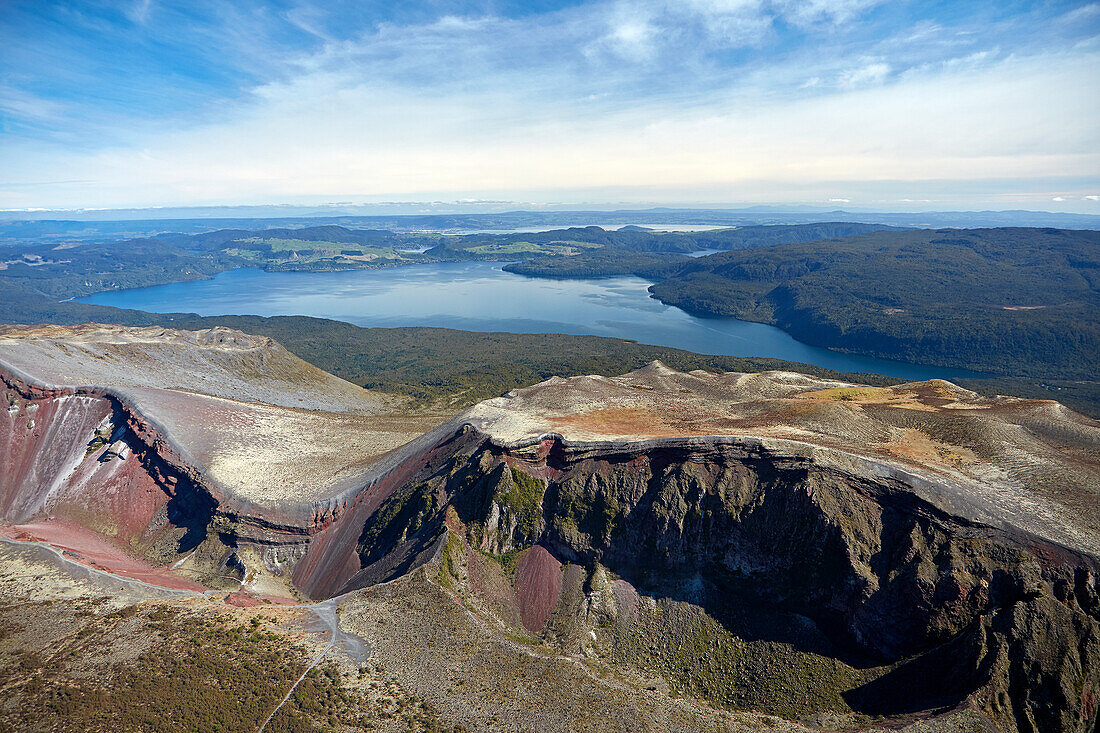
1 0 1097 211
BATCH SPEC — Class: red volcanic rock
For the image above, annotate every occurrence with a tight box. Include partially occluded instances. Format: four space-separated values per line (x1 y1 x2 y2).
1 387 112 522
0 381 178 544
224 591 262 607
513 546 563 634
3 520 204 592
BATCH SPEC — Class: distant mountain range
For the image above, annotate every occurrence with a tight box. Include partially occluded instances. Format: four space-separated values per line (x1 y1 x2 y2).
1 206 1097 244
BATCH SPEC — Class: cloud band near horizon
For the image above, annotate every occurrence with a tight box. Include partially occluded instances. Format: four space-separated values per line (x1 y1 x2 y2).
1 0 1097 212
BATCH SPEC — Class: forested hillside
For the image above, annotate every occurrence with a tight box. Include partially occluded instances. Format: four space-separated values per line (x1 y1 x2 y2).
498 222 901 277
649 228 1100 378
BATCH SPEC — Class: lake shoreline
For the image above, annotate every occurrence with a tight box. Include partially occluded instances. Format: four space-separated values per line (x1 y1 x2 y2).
77 261 984 381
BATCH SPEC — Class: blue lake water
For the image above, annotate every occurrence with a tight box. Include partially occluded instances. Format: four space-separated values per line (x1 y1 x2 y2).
78 261 976 380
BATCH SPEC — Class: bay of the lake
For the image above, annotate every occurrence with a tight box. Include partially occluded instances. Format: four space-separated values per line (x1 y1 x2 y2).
77 261 976 380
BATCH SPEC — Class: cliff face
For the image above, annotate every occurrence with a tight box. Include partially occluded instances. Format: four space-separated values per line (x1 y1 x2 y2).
327 432 1097 731
0 324 442 590
1 372 218 565
2 382 115 524
319 365 1100 732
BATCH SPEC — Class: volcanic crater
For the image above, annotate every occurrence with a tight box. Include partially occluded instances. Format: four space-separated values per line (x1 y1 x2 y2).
2 323 1097 732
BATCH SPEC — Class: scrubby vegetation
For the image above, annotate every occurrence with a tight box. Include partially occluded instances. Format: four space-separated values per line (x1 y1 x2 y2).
0 599 470 733
2 606 336 732
610 598 878 720
357 482 437 565
436 531 465 591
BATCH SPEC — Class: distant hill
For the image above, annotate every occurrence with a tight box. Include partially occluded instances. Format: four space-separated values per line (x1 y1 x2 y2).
649 227 1100 378
2 222 1097 414
4 207 1098 244
502 222 902 277
0 222 904 301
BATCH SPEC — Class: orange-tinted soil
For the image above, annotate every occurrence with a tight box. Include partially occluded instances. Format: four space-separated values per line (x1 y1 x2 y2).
1 520 205 592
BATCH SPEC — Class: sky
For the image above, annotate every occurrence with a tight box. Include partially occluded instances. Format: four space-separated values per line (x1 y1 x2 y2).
1 0 1098 212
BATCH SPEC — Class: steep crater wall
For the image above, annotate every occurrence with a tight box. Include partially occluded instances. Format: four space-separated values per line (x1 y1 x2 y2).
335 429 1100 732
1 371 218 555
0 369 332 578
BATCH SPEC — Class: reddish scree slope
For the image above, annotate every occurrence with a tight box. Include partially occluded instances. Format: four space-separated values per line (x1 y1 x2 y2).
513 546 563 633
1 383 172 541
0 378 206 589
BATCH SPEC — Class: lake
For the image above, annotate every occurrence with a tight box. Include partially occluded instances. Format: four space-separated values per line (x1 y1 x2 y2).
78 261 976 380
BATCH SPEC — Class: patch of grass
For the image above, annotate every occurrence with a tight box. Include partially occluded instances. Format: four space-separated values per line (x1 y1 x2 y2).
802 386 890 402
499 467 546 544
479 546 529 581
612 599 876 720
501 630 543 647
437 531 465 591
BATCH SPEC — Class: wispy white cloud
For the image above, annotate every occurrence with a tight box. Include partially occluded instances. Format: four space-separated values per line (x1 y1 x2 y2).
126 0 154 25
1058 3 1100 26
2 1 1098 210
0 85 69 122
599 11 659 62
280 4 336 42
942 49 996 70
774 0 885 28
838 61 891 87
682 0 773 45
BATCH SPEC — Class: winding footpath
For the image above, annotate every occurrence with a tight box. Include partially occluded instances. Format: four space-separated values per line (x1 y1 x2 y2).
256 630 335 733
